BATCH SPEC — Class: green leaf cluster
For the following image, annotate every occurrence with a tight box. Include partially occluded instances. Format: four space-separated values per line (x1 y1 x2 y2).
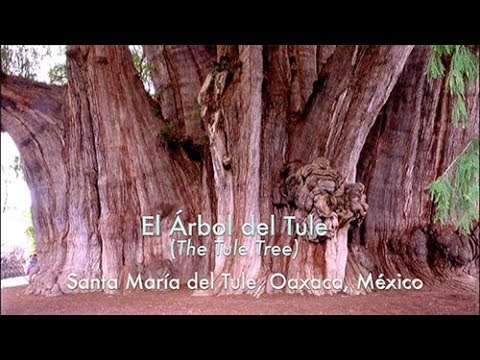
48 64 67 85
429 138 479 234
426 45 479 126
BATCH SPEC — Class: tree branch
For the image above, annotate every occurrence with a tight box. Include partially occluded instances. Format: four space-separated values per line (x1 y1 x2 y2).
1 73 66 136
288 45 414 181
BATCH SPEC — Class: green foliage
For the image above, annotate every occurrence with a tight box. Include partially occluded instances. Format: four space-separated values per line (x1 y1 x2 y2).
129 45 153 94
427 46 479 232
25 225 35 242
159 121 182 145
429 138 479 234
426 45 479 126
1 45 44 79
1 45 66 85
48 63 67 85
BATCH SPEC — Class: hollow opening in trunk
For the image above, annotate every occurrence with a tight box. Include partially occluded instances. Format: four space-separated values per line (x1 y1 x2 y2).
1 133 36 284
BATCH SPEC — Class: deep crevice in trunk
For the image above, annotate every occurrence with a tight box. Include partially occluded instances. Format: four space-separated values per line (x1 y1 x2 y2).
354 46 479 290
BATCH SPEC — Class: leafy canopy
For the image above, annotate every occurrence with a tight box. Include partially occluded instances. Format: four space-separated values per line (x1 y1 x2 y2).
2 45 152 89
1 45 66 85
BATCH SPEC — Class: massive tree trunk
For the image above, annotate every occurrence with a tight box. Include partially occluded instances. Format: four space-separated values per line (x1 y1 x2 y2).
353 46 479 290
2 46 209 295
1 45 478 296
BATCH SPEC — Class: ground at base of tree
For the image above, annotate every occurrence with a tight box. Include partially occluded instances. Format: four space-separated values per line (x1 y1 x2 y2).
1 286 478 315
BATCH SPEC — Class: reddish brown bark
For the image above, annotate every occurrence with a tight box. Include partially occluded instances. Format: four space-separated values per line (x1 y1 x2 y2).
1 45 478 297
143 45 215 138
2 75 69 295
353 46 479 290
2 46 208 295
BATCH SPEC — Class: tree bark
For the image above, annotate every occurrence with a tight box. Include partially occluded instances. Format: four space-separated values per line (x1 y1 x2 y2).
143 45 215 138
281 45 414 294
2 46 208 295
1 75 68 295
197 46 266 294
353 46 479 290
1 45 478 297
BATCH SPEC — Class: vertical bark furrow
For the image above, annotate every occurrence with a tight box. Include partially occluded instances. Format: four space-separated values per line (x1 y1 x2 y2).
289 45 414 182
68 46 207 283
355 46 479 287
144 45 215 138
1 75 68 295
198 45 265 294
